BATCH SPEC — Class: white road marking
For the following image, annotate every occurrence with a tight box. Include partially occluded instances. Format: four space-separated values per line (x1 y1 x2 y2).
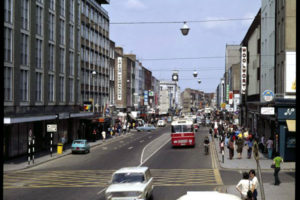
128 146 133 150
139 134 170 166
139 140 144 143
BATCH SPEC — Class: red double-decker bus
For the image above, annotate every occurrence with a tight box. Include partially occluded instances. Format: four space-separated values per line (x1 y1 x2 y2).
171 120 195 147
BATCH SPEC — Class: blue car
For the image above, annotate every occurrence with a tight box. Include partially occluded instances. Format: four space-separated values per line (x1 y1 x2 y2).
71 139 90 154
136 124 156 132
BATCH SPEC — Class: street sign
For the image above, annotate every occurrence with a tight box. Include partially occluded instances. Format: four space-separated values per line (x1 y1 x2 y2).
261 107 275 115
47 124 57 132
262 90 274 102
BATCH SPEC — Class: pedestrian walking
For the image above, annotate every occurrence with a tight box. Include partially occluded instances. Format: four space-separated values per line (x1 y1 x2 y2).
236 136 244 159
266 137 274 159
246 137 254 159
236 172 252 200
259 134 266 153
122 123 127 134
273 152 283 185
101 130 106 141
92 129 97 142
228 137 235 159
117 123 121 136
249 169 259 200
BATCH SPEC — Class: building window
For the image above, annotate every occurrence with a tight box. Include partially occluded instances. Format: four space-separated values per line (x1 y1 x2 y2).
36 39 43 69
60 19 65 45
4 28 12 63
59 76 65 102
48 74 54 102
60 0 65 17
77 53 80 77
20 70 29 101
4 67 12 101
49 13 55 41
21 34 29 66
21 0 29 30
70 51 74 76
49 44 54 71
36 5 43 36
69 24 74 49
59 48 65 73
69 78 74 102
49 0 55 11
69 0 74 22
5 0 12 23
36 72 43 102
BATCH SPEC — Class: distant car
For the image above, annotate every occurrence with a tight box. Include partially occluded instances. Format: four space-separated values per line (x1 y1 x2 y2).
136 124 156 132
105 167 154 200
71 139 90 154
157 120 166 127
177 191 241 200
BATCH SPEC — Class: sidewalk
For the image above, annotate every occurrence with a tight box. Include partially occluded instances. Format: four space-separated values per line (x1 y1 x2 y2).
212 136 295 200
3 131 135 172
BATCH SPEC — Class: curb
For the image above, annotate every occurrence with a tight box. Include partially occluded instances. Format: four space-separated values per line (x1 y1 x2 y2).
5 132 134 173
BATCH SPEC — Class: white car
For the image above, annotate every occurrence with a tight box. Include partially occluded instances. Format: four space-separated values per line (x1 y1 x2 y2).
157 120 166 127
177 191 241 200
105 167 154 200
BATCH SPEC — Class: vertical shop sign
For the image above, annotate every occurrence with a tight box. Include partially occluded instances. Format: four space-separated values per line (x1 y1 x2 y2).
240 47 247 94
117 57 122 100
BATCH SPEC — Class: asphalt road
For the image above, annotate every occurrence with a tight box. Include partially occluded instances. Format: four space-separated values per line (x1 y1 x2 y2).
3 125 295 200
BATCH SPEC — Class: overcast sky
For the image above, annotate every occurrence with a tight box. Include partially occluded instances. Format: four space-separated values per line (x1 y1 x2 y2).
103 0 261 93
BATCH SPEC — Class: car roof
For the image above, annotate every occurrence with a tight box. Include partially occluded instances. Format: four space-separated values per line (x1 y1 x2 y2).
177 191 241 200
114 167 149 174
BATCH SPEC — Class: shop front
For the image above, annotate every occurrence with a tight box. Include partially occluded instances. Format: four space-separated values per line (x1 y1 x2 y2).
276 106 296 162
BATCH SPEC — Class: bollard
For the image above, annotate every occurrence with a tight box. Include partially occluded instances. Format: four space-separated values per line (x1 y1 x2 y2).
32 138 35 164
50 133 53 157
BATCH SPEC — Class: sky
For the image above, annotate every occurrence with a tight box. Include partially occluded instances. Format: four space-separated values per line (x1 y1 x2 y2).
103 0 261 93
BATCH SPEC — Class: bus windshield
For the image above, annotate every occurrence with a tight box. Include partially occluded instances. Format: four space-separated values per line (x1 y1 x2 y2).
172 125 193 133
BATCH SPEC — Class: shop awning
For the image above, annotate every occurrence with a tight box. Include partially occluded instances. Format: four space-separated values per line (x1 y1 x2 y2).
286 120 296 132
4 115 57 124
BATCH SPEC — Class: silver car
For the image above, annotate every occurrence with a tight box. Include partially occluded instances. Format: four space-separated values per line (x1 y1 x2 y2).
105 167 154 200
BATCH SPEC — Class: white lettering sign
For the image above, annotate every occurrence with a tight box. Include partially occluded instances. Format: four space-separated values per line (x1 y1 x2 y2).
261 107 275 115
117 57 122 100
240 47 247 94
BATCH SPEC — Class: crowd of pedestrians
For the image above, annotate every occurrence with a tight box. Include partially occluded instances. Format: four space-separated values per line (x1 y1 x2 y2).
208 118 276 161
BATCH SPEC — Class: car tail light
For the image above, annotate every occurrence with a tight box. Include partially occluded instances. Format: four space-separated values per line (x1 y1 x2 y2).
76 147 79 150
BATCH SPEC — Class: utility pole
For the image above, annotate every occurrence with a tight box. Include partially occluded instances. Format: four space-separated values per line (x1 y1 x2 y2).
253 139 265 200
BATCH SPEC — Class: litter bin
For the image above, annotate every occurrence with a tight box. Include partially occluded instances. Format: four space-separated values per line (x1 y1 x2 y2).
57 143 63 154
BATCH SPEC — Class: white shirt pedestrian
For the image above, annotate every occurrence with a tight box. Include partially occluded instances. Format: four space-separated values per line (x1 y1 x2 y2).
236 179 252 200
102 131 106 141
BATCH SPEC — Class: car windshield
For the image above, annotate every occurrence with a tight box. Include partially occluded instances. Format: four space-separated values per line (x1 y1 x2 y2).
112 173 145 183
73 141 84 144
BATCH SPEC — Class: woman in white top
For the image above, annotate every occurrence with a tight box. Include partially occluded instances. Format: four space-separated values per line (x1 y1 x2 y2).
236 172 252 200
249 169 259 200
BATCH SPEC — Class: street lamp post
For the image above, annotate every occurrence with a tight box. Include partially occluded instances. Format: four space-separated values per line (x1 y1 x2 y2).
92 70 97 113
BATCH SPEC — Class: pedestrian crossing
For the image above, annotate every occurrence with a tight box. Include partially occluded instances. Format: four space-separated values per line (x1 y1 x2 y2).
4 168 223 189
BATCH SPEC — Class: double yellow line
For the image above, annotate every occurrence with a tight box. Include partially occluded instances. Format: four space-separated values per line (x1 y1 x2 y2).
210 137 223 185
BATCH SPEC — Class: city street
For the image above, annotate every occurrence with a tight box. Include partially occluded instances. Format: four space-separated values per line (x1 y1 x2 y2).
3 126 295 200
4 126 219 200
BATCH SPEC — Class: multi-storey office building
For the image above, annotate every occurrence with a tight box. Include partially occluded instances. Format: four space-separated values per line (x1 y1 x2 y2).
80 0 110 114
4 0 83 159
